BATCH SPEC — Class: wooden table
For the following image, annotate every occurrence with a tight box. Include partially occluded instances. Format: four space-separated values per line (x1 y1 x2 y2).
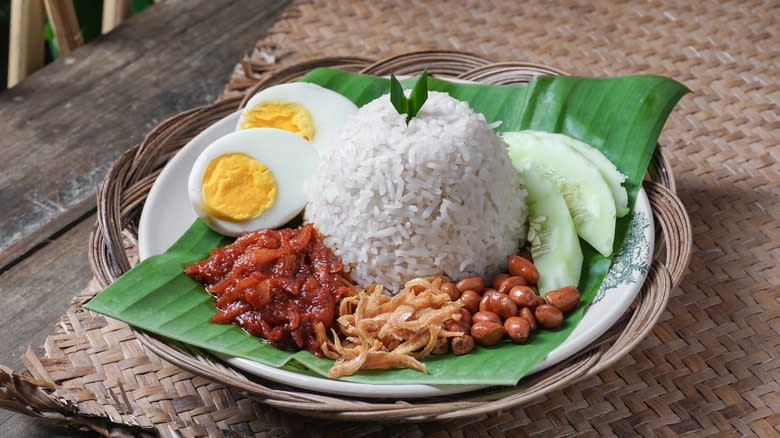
0 1 288 435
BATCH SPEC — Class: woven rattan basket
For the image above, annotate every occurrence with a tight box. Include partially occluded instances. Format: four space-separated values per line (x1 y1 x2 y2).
88 51 692 422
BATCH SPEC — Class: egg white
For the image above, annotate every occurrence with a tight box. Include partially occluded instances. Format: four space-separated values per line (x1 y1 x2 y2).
236 82 357 156
188 128 319 236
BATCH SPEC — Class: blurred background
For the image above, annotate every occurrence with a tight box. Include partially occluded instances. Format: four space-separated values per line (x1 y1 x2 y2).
1 0 156 90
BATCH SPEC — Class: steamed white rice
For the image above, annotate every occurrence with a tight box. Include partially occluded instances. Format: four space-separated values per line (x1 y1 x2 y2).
304 91 527 291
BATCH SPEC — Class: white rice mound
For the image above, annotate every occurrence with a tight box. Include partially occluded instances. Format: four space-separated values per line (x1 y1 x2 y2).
304 91 527 291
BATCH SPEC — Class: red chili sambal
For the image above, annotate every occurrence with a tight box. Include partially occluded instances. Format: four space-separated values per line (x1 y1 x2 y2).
184 224 351 353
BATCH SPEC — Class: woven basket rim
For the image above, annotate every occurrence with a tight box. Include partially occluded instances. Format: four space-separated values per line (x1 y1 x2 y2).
88 50 692 422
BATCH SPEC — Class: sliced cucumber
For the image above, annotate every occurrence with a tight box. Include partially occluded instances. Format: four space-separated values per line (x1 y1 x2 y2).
520 166 583 293
504 131 617 256
520 130 629 217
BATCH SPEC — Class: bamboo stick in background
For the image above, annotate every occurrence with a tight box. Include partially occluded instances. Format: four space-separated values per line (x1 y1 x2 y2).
102 0 132 34
7 0 45 87
43 0 83 55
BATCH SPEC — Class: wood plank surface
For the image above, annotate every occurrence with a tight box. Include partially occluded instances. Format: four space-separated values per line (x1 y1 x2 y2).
0 218 95 437
0 0 290 270
0 0 289 435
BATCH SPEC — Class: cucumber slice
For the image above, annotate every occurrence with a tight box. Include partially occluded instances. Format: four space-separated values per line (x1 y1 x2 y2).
521 130 629 217
504 131 617 256
520 166 583 293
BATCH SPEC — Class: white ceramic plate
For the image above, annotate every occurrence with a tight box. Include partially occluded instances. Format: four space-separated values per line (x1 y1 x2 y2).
138 110 654 399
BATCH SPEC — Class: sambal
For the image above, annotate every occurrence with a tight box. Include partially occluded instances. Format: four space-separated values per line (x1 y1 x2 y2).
185 223 352 353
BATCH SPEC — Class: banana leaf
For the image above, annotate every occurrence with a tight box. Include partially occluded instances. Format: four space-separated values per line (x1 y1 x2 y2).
86 69 688 385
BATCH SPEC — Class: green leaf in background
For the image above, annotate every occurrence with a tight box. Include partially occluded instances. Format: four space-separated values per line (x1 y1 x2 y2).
39 0 155 61
132 0 156 15
86 69 688 385
413 75 530 130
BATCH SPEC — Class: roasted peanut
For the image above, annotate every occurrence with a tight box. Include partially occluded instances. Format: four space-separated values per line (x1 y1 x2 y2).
456 276 485 293
441 282 461 301
534 304 563 329
491 273 510 290
472 311 502 325
479 290 501 312
519 306 537 332
518 250 533 262
445 319 469 335
530 294 546 309
498 275 526 294
504 316 531 343
507 255 539 284
432 337 449 355
459 290 481 314
451 335 476 355
508 285 537 307
544 286 581 314
493 293 518 320
479 291 518 320
458 308 472 327
470 321 505 346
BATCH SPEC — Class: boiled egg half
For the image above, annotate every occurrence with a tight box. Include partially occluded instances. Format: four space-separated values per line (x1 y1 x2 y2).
188 128 319 236
236 82 358 156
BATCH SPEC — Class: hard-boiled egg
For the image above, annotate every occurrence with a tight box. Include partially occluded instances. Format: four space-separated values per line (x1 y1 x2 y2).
236 82 357 156
188 128 319 236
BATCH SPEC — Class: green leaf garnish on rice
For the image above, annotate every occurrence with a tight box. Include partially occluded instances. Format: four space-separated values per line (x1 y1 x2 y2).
389 73 407 118
389 70 429 123
86 69 688 386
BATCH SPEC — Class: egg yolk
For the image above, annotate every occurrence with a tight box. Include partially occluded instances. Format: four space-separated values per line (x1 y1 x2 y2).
201 153 277 222
240 101 314 141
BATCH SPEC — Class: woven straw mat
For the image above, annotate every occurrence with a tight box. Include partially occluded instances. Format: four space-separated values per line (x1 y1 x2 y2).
2 0 778 436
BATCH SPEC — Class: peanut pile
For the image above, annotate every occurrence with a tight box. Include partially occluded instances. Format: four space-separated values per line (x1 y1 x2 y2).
437 253 582 356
